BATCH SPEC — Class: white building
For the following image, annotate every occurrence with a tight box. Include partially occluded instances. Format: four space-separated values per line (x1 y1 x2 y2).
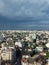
29 33 36 39
15 41 22 48
35 46 43 52
1 47 16 61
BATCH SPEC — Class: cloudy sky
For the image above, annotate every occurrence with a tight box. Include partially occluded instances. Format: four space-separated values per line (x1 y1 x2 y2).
0 0 49 30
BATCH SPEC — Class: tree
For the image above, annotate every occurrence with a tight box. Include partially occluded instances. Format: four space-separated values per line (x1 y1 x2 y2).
46 52 49 59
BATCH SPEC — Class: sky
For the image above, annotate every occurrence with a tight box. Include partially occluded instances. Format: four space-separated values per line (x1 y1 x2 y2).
0 0 49 30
